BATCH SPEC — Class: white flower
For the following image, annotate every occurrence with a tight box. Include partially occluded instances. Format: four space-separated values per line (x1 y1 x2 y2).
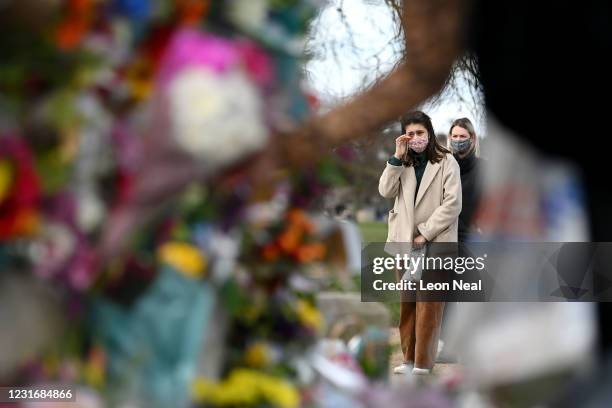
29 222 76 274
77 189 106 233
168 66 268 170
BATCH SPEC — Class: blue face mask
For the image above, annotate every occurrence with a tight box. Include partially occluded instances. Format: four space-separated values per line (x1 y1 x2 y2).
451 139 471 153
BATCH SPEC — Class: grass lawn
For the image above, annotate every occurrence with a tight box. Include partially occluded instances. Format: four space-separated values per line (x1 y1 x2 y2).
358 221 387 246
357 221 400 325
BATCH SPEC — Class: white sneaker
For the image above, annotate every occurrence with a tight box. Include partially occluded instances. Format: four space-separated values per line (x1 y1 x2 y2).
438 339 445 356
412 367 431 375
393 362 414 375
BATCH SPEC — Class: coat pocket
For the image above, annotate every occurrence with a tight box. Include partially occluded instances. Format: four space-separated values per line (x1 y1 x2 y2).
387 209 399 242
433 222 455 243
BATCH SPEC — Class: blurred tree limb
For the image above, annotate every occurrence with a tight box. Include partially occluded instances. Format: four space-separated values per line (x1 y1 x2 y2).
279 0 468 167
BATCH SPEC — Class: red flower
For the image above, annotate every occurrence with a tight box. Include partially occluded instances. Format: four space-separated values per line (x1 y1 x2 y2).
236 40 274 87
0 137 42 240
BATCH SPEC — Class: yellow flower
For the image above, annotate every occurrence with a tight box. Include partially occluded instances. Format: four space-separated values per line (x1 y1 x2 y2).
191 369 300 408
245 342 270 368
0 159 14 202
256 373 300 408
130 77 153 101
84 347 106 388
42 354 60 377
192 372 257 406
158 242 207 278
243 302 264 323
296 299 323 332
84 362 105 388
126 59 154 101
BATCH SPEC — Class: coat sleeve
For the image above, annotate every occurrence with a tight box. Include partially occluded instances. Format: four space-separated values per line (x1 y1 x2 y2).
417 155 462 241
378 161 404 199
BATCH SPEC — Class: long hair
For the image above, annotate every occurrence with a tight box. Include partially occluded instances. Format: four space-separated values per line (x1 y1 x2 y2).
399 111 450 166
448 117 480 157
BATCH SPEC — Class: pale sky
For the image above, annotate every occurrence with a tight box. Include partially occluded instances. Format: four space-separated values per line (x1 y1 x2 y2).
304 0 486 137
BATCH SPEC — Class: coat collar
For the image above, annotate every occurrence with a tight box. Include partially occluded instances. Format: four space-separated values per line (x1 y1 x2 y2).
455 149 477 173
414 160 441 207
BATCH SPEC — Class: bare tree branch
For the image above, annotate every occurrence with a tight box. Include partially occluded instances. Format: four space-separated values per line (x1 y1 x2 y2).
283 0 467 167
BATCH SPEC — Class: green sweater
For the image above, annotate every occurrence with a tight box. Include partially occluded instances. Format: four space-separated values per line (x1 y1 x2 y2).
387 152 428 202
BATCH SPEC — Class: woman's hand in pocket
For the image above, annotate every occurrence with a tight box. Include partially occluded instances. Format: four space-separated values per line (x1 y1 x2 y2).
413 234 427 249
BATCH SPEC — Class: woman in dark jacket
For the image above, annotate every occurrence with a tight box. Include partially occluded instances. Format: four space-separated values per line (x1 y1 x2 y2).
448 118 482 242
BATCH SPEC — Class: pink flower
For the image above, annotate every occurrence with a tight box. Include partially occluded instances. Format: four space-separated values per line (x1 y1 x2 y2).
236 40 274 87
155 29 274 88
67 245 99 291
156 29 240 86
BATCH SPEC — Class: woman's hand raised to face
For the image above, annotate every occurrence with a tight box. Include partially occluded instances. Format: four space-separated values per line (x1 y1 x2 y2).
394 134 413 160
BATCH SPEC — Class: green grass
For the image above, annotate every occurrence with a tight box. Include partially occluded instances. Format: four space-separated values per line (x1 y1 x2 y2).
358 222 400 326
358 221 387 245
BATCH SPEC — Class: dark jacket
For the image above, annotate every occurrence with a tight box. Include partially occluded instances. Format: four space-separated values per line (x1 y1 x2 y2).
454 149 482 242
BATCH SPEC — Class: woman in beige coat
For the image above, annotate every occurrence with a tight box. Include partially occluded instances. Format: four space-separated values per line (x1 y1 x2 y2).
378 111 462 375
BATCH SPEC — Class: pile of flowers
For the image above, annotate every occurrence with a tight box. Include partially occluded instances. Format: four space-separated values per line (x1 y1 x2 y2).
0 1 369 407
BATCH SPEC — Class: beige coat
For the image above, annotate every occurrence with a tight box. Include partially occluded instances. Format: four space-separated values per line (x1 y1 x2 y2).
378 153 462 244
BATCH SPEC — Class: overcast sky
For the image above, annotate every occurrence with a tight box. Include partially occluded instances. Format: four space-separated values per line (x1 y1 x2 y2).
304 0 486 137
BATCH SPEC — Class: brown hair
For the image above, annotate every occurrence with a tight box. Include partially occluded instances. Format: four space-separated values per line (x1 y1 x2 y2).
399 111 450 166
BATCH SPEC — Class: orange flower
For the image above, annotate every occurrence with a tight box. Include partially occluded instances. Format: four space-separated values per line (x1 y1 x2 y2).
177 0 211 26
277 226 302 253
295 242 326 263
55 18 88 50
286 208 316 234
10 207 41 237
70 0 93 14
261 243 280 261
54 0 93 50
301 219 316 235
286 208 307 227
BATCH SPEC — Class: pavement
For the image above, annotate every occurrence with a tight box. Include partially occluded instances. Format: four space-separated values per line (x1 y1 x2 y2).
388 328 459 378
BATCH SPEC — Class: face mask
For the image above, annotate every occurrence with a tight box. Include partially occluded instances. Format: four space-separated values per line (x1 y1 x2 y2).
408 137 428 153
451 139 471 153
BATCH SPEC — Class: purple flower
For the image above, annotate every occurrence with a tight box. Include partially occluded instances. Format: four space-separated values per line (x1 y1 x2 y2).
67 245 99 291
